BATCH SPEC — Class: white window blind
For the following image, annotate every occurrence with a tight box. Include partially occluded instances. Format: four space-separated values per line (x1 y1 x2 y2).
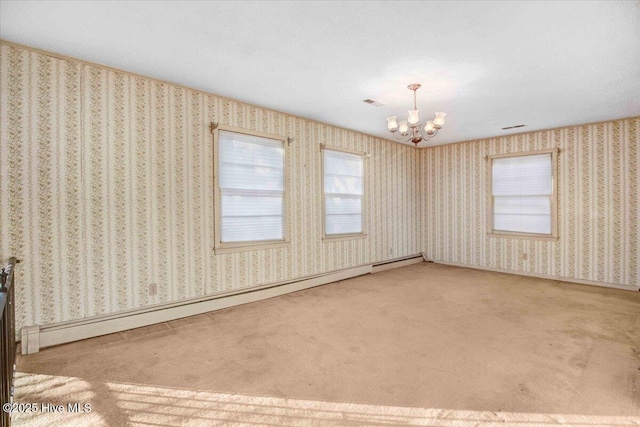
323 149 364 235
492 153 552 234
219 131 285 243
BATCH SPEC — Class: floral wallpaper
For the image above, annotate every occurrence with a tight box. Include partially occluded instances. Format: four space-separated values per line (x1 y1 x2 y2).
0 43 421 330
421 117 639 289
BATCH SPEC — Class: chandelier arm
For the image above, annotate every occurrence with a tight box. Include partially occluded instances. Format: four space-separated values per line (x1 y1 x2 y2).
417 127 438 143
386 83 444 145
417 127 427 142
391 131 409 141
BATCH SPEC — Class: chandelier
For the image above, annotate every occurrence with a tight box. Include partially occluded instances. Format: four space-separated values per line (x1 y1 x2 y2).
386 84 446 146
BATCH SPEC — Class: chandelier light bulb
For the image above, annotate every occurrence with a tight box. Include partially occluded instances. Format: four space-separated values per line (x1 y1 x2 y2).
425 120 436 135
434 112 446 128
386 116 398 132
398 120 409 135
407 110 420 127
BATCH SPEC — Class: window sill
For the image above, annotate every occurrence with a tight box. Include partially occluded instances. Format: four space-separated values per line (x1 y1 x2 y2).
322 234 368 243
214 240 290 254
488 232 558 242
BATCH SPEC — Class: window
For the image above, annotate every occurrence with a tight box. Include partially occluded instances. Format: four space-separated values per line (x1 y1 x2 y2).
214 127 288 252
322 147 366 239
488 149 558 240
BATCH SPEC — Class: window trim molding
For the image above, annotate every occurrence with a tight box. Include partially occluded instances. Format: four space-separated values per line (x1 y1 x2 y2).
213 125 291 253
486 148 559 241
320 144 368 242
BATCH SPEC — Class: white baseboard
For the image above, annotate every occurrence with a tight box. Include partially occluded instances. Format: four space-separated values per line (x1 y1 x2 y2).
28 255 423 353
34 265 371 352
371 255 423 273
432 260 640 292
21 325 39 354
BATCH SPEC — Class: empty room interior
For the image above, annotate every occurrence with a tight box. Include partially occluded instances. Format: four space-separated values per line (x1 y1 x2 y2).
0 1 639 426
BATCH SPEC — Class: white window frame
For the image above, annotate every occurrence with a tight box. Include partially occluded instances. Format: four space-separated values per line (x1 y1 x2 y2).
213 125 290 253
321 144 367 242
486 148 559 241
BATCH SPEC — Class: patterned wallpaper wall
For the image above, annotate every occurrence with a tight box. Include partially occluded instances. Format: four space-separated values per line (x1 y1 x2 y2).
421 117 639 288
0 43 421 330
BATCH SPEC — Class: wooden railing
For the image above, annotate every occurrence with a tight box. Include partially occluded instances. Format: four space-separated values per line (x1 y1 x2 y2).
0 257 18 427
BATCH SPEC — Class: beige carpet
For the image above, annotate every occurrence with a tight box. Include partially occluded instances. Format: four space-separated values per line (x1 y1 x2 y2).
12 263 640 426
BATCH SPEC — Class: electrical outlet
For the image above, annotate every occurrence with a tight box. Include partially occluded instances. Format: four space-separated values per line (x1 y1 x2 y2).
149 283 158 296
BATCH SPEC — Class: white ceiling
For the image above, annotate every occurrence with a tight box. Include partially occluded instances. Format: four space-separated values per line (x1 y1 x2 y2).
1 1 639 145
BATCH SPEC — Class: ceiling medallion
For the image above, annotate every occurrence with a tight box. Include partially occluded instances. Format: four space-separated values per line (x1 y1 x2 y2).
386 84 446 147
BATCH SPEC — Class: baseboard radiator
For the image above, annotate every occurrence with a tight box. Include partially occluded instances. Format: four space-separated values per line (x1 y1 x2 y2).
432 260 639 292
23 255 424 353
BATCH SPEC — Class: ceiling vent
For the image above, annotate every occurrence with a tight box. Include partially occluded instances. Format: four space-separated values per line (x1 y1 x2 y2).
363 99 384 107
501 124 526 130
